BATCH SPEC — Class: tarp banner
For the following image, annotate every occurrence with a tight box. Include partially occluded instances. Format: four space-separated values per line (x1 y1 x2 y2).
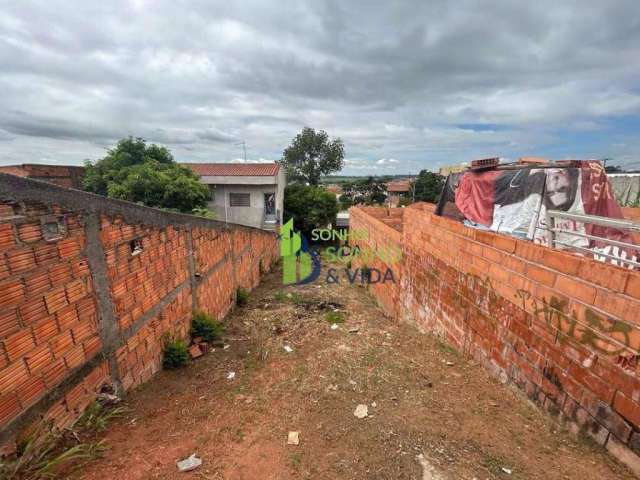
436 161 638 268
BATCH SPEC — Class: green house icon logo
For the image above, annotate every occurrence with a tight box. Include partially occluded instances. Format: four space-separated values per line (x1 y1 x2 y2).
280 219 317 285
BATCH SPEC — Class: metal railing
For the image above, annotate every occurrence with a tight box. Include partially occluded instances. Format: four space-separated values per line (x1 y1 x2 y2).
546 210 640 268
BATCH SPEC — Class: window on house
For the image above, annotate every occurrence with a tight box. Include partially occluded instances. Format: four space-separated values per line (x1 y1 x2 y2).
229 193 250 207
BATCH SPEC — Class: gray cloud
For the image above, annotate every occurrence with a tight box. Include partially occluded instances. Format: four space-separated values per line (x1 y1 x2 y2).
0 0 639 173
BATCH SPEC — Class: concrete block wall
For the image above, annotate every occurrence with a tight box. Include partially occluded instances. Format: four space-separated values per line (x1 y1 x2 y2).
0 174 278 452
351 204 640 474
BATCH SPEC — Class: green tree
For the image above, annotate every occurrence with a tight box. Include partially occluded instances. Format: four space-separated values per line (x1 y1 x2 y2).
339 194 354 211
280 127 344 185
283 184 338 238
355 176 387 205
83 137 210 214
413 170 445 203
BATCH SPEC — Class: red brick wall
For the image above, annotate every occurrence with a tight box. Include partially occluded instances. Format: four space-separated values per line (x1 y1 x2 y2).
116 288 192 391
351 205 640 471
0 165 85 189
101 218 190 332
349 207 403 318
0 202 102 435
0 180 277 451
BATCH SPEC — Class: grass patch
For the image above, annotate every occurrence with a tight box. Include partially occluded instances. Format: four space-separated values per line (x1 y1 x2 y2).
324 311 345 324
289 452 303 469
76 401 126 433
243 355 259 372
481 452 520 478
274 291 305 305
435 338 456 355
363 347 379 366
191 311 224 342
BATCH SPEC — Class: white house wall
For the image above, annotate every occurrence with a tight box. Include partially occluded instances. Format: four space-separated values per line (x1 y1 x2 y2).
206 183 278 229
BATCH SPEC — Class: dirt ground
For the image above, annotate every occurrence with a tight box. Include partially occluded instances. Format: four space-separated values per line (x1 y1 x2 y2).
72 263 634 480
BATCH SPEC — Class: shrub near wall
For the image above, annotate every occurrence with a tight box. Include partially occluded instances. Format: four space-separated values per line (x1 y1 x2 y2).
351 204 640 474
0 173 278 453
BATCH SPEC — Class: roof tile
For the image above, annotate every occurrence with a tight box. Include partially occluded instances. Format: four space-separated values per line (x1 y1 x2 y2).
183 163 279 177
387 180 411 192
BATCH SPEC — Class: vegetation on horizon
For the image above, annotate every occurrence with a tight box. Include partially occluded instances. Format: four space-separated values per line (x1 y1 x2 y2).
413 170 445 204
340 176 388 207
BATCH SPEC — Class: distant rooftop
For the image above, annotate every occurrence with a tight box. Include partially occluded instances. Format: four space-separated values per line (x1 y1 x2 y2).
387 180 411 193
183 163 280 177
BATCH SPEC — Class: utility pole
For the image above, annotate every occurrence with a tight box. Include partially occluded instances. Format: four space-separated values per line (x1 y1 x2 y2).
235 141 247 162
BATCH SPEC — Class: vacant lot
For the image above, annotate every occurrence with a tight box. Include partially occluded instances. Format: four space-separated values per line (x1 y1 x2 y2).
73 264 633 479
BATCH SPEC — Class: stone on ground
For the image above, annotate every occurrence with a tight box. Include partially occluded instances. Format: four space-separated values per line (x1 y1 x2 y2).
354 404 368 419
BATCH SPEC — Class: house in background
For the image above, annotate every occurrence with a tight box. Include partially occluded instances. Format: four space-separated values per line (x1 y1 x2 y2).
0 164 85 188
183 163 285 230
386 179 412 207
324 184 343 197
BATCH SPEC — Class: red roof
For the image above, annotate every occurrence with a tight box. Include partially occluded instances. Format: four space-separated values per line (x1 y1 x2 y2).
387 180 411 192
183 163 280 177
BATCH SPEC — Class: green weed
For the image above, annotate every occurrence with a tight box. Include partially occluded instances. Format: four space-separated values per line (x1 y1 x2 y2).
76 401 126 432
324 311 345 324
435 338 456 355
236 288 250 306
0 417 109 479
274 291 305 304
191 311 225 342
162 339 189 369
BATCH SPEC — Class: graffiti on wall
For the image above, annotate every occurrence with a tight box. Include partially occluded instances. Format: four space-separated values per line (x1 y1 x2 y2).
515 288 633 355
413 257 636 357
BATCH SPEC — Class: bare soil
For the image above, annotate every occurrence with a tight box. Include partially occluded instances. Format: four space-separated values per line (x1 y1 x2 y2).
71 264 634 479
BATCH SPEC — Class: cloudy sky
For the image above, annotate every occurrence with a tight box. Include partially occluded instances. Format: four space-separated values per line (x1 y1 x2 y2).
0 1 639 174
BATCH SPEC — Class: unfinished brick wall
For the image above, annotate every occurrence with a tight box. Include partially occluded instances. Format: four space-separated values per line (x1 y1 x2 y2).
349 207 404 318
0 165 85 189
0 174 278 451
351 204 640 473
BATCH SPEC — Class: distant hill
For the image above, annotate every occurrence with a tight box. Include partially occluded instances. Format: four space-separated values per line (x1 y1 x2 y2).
321 174 414 184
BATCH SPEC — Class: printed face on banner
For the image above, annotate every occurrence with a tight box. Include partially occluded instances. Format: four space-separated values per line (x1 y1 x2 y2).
534 168 587 248
544 168 579 211
440 162 639 268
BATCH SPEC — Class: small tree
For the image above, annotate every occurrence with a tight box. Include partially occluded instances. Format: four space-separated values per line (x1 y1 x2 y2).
284 184 338 238
413 170 445 204
280 127 344 186
84 137 210 214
